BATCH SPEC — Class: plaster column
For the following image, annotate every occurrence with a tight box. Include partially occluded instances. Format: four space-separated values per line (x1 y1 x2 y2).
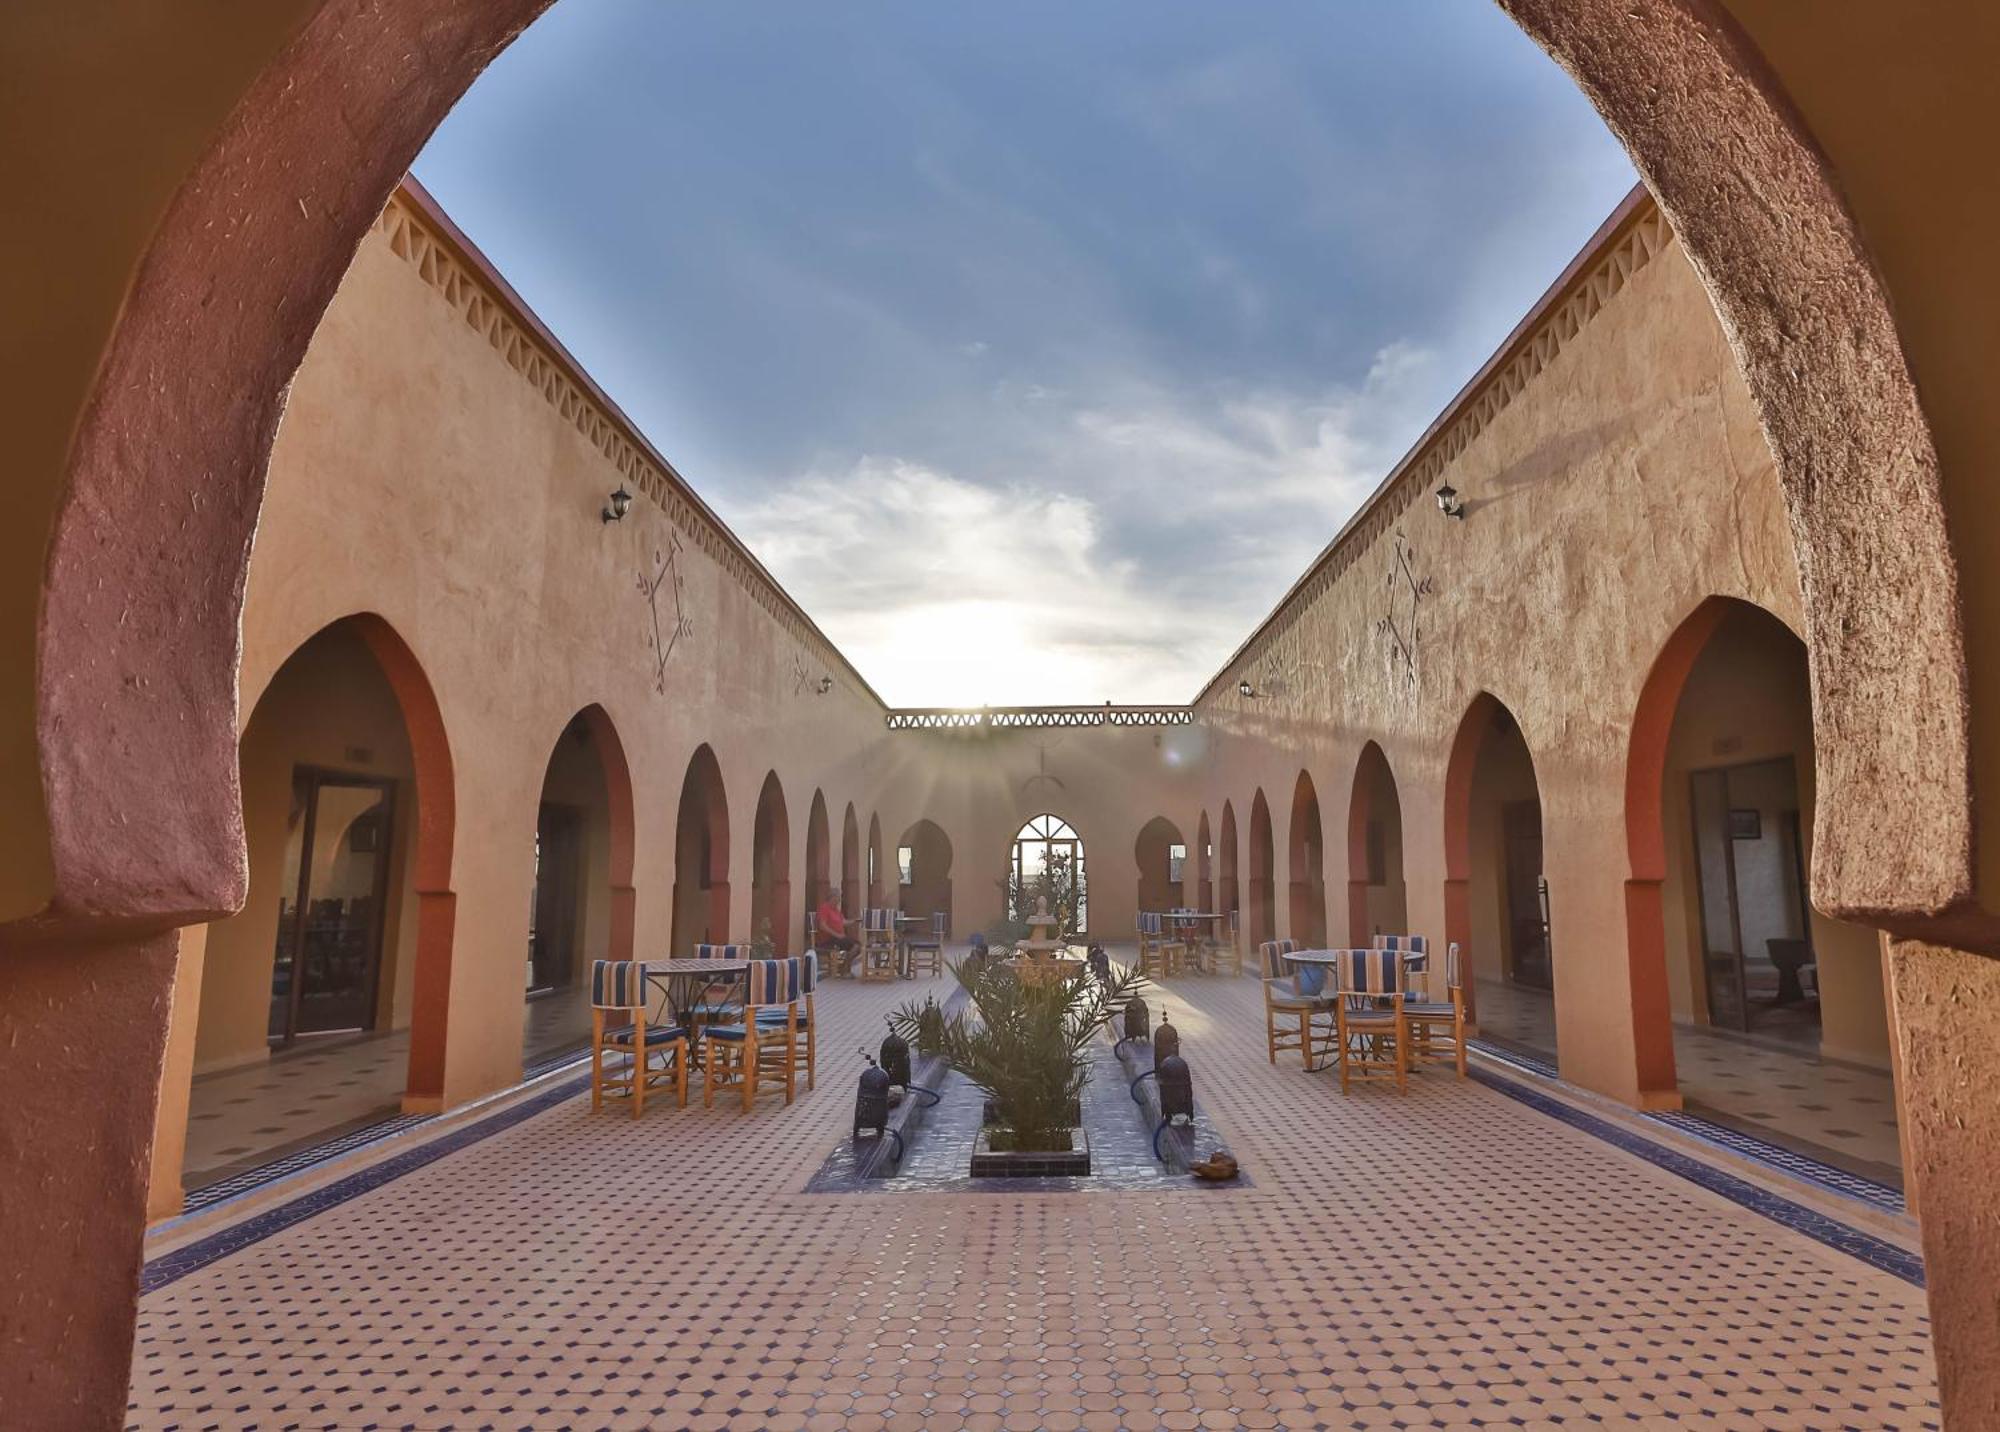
1884 941 2000 1428
146 922 210 1221
0 934 180 1430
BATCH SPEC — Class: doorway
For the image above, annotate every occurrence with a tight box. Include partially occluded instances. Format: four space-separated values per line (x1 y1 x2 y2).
528 802 585 995
268 768 396 1044
1688 756 1817 1040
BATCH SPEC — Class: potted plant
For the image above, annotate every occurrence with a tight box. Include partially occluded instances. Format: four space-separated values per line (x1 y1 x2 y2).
890 953 1146 1176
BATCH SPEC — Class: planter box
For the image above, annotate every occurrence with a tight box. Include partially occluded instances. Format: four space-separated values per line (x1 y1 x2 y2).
971 1126 1091 1178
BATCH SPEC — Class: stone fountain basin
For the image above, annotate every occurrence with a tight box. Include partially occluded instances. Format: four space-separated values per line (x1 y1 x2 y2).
970 1126 1091 1178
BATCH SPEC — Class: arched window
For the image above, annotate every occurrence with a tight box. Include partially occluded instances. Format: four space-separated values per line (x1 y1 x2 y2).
1011 813 1087 934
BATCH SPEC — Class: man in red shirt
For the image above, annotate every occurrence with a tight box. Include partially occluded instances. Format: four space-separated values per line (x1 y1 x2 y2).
815 895 857 975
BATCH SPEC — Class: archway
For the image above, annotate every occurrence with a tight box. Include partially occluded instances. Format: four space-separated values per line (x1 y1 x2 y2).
1247 790 1276 950
751 771 791 955
1196 810 1214 913
524 705 634 1065
898 819 954 933
1444 696 1548 1062
1134 816 1187 920
671 745 731 954
1288 771 1328 946
867 813 886 909
804 790 831 926
1347 743 1406 945
1011 814 1087 935
1218 801 1241 949
841 803 861 918
1632 597 1901 1182
157 614 455 1208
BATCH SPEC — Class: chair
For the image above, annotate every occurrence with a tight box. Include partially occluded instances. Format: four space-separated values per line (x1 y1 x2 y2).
589 961 688 1116
1374 934 1429 1000
906 911 946 977
704 957 802 1111
859 909 900 981
757 950 818 1089
686 943 752 1032
1401 940 1467 1077
1137 912 1187 979
1332 947 1407 1094
1171 909 1212 974
1258 939 1334 1070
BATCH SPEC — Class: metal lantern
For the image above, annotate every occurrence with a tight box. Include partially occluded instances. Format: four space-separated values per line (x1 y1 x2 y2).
1153 1011 1180 1067
1156 1054 1194 1124
1087 944 1111 986
855 1060 892 1143
1123 995 1150 1044
879 1025 912 1089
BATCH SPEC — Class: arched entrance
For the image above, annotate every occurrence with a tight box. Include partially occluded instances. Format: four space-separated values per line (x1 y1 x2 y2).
525 705 634 1064
867 813 886 909
897 819 954 932
1218 801 1241 944
751 772 791 954
1196 811 1214 913
1247 790 1276 950
1347 743 1406 945
1633 598 1901 1182
1134 816 1187 919
1011 814 1087 935
841 803 861 918
671 745 731 954
163 614 455 1203
1288 771 1328 946
804 790 831 925
1444 696 1548 1062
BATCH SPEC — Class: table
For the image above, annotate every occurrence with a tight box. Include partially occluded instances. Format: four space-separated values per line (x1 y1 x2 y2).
1283 948 1426 1073
645 958 749 1052
1168 912 1226 971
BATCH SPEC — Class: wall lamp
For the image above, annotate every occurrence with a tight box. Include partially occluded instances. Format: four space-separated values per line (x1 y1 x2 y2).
1237 678 1261 699
1434 482 1465 520
602 485 633 523
816 676 834 695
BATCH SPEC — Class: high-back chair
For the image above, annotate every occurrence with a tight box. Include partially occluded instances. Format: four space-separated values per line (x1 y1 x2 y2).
1258 938 1332 1070
905 911 946 977
1137 912 1187 979
1401 940 1466 1076
1373 933 1429 995
687 942 753 1029
1332 947 1407 1094
756 950 819 1089
860 908 900 981
589 960 687 1116
704 957 802 1111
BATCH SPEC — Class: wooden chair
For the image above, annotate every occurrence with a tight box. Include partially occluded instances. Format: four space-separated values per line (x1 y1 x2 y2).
1170 909 1210 974
1137 912 1187 979
704 957 802 1111
905 911 946 977
1373 933 1428 993
589 960 687 1116
1400 940 1467 1077
1258 938 1333 1070
1332 947 1407 1094
859 908 899 981
686 942 752 1035
756 950 819 1090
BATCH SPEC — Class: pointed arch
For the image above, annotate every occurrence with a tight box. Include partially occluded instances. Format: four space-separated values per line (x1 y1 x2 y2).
1288 770 1327 946
1134 816 1187 917
671 745 731 954
1346 742 1406 946
1196 810 1214 914
1443 694 1545 1040
1248 789 1276 950
751 771 791 954
840 803 861 918
898 818 954 931
867 812 885 908
1218 801 1241 939
805 789 831 923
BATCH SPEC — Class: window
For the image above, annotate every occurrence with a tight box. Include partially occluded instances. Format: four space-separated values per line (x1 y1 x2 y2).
898 844 914 886
1011 813 1087 933
1168 843 1187 884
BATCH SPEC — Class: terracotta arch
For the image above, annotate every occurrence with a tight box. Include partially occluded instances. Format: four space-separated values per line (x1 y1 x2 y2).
1247 790 1277 950
804 789 831 921
1347 742 1406 947
1288 771 1328 946
867 813 886 908
1134 816 1187 918
840 803 861 917
538 703 636 969
897 818 954 931
1196 811 1214 913
1218 801 1241 938
670 745 731 953
751 771 791 955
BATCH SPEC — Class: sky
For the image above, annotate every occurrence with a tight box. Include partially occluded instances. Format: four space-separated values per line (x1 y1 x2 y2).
413 2 1636 706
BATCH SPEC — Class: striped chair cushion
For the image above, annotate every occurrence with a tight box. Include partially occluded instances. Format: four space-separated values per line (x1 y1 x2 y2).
590 960 649 1010
693 943 751 961
603 1023 688 1047
1257 938 1301 982
864 908 897 933
745 957 801 1007
1138 912 1163 936
1334 947 1401 996
1404 1001 1456 1018
1375 933 1429 974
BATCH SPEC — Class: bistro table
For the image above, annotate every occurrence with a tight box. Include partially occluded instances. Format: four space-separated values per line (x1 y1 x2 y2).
1282 948 1425 1073
892 914 925 978
1168 912 1226 971
645 958 750 1061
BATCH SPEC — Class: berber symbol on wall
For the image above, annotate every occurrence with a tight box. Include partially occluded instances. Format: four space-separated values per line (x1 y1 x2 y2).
639 533 695 695
1376 530 1434 693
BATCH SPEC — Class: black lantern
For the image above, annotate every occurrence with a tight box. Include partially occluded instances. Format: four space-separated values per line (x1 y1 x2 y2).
1153 1011 1180 1067
1123 995 1150 1044
1435 481 1464 520
1087 944 1111 986
602 485 633 523
880 1025 912 1089
855 1058 891 1143
1156 1054 1194 1124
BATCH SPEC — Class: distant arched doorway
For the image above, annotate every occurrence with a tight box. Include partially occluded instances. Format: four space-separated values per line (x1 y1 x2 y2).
1219 801 1241 942
1248 790 1276 950
671 745 731 954
1196 811 1214 913
1347 743 1406 945
867 813 886 908
1443 696 1547 1060
805 790 831 925
1011 814 1087 935
841 803 861 917
751 771 791 954
1288 771 1327 946
525 705 634 1063
1134 816 1187 918
898 819 954 933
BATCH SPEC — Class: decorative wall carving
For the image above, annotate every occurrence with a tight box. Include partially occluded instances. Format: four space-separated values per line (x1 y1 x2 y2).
1376 530 1435 695
638 536 694 696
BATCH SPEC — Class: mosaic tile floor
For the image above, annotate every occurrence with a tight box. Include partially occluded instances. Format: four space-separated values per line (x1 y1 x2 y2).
136 964 1937 1430
182 1035 411 1189
1473 979 1903 1181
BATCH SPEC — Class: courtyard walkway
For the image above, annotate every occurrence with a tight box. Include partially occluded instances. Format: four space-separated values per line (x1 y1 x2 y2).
132 968 1937 1430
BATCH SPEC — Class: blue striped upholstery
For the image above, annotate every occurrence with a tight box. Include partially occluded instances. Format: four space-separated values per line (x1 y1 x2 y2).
1334 947 1402 996
712 957 802 1041
1375 933 1429 974
590 961 650 1010
693 943 751 961
604 1023 688 1047
1257 938 1301 981
864 908 897 934
1138 912 1164 936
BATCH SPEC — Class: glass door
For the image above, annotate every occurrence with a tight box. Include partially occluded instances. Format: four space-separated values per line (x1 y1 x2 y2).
269 769 396 1044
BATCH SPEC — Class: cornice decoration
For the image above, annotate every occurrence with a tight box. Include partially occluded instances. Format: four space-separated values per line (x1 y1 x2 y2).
885 705 1195 732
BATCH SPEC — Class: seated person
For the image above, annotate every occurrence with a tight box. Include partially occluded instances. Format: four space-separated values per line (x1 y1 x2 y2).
815 896 858 973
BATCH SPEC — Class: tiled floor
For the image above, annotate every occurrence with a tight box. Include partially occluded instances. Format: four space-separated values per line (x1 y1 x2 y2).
136 964 1937 1430
1473 978 1903 1182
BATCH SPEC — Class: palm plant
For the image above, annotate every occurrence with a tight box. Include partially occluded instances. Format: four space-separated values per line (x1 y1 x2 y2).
890 955 1146 1151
